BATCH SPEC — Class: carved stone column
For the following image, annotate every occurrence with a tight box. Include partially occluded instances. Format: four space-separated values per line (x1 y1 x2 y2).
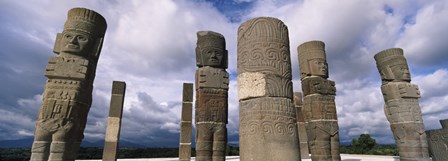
238 17 300 161
103 81 126 161
194 31 229 161
179 83 193 161
294 92 311 159
297 41 341 161
426 119 448 161
31 7 107 161
374 48 430 161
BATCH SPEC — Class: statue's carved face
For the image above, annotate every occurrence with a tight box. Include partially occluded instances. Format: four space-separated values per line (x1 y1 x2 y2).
390 64 410 81
203 47 224 67
309 58 328 77
60 30 92 55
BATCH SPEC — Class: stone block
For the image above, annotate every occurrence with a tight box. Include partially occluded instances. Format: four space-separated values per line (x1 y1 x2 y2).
181 103 192 122
195 89 227 123
195 67 229 90
238 72 292 100
301 77 336 96
182 83 193 102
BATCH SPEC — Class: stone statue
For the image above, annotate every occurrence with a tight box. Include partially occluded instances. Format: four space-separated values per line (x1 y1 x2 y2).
179 83 193 161
374 48 430 161
30 7 107 161
297 41 341 161
103 81 126 161
238 17 301 161
195 31 229 161
426 119 448 161
294 92 311 159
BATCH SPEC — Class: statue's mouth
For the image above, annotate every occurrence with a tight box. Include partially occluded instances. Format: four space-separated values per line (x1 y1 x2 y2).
67 44 79 49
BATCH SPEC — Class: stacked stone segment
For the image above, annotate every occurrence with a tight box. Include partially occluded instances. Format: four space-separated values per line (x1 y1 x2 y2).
179 83 193 161
102 81 126 161
374 48 430 161
238 17 300 161
297 40 341 161
425 119 448 161
294 92 311 159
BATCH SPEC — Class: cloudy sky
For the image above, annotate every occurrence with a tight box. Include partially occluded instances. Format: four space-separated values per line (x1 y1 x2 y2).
1 0 448 147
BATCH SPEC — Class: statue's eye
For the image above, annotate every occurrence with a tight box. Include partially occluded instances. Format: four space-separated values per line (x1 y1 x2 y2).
77 36 87 42
65 34 72 39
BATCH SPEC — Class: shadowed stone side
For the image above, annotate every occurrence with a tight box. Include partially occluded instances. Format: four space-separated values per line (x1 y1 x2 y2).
179 83 193 161
426 119 448 161
195 31 229 161
238 17 300 161
30 7 107 161
297 41 341 161
103 81 126 161
374 48 430 161
294 92 310 159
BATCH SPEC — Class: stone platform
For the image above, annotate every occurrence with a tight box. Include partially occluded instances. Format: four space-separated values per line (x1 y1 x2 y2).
77 154 400 161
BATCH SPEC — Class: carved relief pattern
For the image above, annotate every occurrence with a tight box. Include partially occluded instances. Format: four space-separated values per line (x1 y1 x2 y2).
426 128 448 161
195 67 229 90
302 77 336 96
196 89 228 123
237 17 291 79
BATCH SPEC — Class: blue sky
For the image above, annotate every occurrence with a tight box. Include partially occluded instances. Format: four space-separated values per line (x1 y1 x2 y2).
1 0 448 147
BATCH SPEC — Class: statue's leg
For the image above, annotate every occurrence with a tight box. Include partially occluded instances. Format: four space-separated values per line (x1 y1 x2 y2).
48 121 80 161
212 124 226 161
330 132 341 161
30 125 52 161
310 122 332 161
196 123 213 161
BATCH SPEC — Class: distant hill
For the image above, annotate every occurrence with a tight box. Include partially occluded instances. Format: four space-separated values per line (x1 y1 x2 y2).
0 137 145 148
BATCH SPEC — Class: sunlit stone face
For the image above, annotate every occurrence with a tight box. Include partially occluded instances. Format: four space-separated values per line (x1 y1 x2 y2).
309 58 328 78
60 30 92 55
390 64 411 81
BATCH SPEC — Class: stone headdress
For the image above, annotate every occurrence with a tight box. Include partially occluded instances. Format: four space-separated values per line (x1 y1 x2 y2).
54 7 107 59
297 40 327 79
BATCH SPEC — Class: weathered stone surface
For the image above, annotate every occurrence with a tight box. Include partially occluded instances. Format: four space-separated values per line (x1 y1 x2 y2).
294 92 310 159
297 40 341 161
103 81 126 161
195 67 229 90
426 120 448 161
238 72 293 100
238 17 300 161
196 31 228 69
441 119 448 129
31 7 107 161
179 83 193 161
196 123 227 161
179 144 192 161
183 83 193 102
375 48 430 161
195 31 229 161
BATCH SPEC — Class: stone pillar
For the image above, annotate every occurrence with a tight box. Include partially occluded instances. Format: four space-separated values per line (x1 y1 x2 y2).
102 81 126 161
294 92 311 159
297 41 341 161
238 17 300 161
30 7 107 161
374 48 430 161
194 31 229 161
179 83 193 161
426 119 448 161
